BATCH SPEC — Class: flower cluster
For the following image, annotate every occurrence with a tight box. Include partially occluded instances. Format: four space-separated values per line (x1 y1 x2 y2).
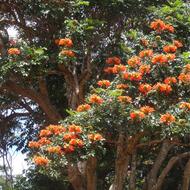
179 102 190 111
89 94 104 104
106 56 121 65
59 50 75 57
150 19 174 33
97 80 111 88
55 38 73 47
29 124 104 166
55 38 75 58
160 113 176 124
8 48 21 55
77 104 91 112
153 83 172 94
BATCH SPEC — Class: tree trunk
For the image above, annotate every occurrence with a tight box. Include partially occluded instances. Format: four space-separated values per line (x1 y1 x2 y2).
109 133 130 190
86 157 97 190
144 141 173 190
182 159 190 190
129 150 137 190
68 164 86 190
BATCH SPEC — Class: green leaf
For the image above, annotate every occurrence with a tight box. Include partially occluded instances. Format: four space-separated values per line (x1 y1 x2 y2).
108 89 123 97
66 109 77 116
76 1 90 6
34 48 45 55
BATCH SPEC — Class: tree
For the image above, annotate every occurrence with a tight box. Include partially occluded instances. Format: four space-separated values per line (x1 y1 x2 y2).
29 19 190 190
0 0 190 190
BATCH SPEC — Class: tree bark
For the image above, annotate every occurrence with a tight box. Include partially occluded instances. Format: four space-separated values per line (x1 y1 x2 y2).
86 157 97 190
182 159 190 190
68 164 86 190
129 150 137 190
144 141 173 190
109 133 130 190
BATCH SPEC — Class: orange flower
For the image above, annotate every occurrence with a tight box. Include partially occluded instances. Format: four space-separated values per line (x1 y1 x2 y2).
116 84 128 89
77 104 91 112
165 24 175 33
138 83 152 95
33 156 49 166
178 73 190 83
88 133 104 141
97 80 111 88
160 113 175 124
184 64 190 72
130 111 145 120
166 54 176 61
163 45 177 53
139 64 151 74
60 50 75 57
118 96 132 103
127 56 141 67
179 102 190 111
46 125 66 135
69 139 78 146
139 49 153 58
164 77 177 84
150 19 166 32
38 137 51 145
57 38 73 47
104 67 114 74
39 130 52 137
8 48 21 55
63 133 76 141
153 83 172 94
129 72 142 81
64 144 75 153
69 138 84 147
68 124 82 133
28 141 40 149
122 72 130 80
77 139 84 147
106 57 121 65
112 65 126 74
94 133 104 141
140 106 155 114
47 146 62 154
151 54 168 64
150 19 174 33
89 94 103 104
173 40 183 48
88 134 94 141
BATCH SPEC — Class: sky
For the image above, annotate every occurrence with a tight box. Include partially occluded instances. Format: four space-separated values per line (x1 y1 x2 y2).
0 149 28 176
7 27 18 38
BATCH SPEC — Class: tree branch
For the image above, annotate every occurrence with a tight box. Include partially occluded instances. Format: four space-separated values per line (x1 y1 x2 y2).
152 152 190 190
